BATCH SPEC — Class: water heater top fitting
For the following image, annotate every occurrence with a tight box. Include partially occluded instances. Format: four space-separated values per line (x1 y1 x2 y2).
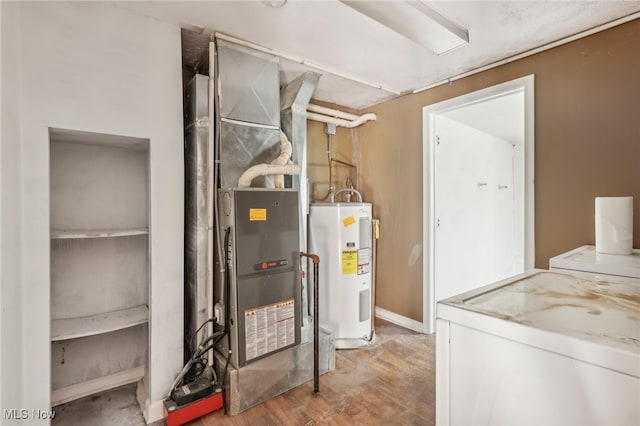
331 188 363 203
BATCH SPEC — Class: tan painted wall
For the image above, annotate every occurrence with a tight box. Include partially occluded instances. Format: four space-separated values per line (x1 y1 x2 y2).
358 19 640 322
307 102 359 203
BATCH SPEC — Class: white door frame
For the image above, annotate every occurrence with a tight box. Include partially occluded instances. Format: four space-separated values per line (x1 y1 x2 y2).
422 75 535 333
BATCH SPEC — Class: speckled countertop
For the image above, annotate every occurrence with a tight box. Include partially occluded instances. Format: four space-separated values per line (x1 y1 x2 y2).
441 271 640 352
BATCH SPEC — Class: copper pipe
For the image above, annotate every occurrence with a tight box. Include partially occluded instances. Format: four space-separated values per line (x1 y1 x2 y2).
300 252 320 265
319 133 334 201
319 125 359 202
331 158 356 169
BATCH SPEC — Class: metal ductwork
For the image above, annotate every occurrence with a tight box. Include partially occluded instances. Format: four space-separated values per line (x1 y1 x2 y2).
216 40 282 189
184 74 212 360
281 72 320 207
280 72 320 317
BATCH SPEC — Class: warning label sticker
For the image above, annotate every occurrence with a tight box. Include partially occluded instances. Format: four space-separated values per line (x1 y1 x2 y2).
249 208 267 222
342 215 356 227
358 248 371 275
342 250 358 275
244 299 295 361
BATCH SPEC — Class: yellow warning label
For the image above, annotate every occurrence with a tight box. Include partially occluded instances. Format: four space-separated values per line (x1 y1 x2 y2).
249 208 267 221
342 250 358 275
342 215 356 227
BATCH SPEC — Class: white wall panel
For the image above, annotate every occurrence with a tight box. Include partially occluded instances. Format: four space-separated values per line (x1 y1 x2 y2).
2 2 184 422
1 2 25 420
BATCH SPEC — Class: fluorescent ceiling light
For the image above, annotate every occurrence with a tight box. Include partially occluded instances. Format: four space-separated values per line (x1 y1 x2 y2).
339 0 468 55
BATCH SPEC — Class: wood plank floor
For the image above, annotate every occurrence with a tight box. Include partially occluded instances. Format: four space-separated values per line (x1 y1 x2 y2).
197 319 436 425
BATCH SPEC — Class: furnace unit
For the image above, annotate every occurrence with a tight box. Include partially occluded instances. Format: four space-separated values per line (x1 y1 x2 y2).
215 189 301 368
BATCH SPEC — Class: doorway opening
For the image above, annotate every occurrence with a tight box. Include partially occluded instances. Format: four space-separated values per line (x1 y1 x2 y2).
422 75 535 333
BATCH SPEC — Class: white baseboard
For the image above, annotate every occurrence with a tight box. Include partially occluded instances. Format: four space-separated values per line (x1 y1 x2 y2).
375 306 427 334
137 380 165 424
145 399 165 424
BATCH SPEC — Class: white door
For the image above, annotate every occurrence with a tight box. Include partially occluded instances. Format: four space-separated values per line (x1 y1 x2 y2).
423 75 535 333
433 114 523 303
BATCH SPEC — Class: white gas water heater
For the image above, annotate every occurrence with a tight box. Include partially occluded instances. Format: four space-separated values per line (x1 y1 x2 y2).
309 189 375 349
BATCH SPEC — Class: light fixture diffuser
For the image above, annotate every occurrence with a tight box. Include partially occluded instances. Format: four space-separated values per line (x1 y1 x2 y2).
339 0 468 55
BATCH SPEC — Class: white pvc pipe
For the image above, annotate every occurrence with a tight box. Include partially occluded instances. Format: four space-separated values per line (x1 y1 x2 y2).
331 188 363 203
237 164 301 188
345 113 377 127
307 103 360 121
274 131 293 188
306 111 377 128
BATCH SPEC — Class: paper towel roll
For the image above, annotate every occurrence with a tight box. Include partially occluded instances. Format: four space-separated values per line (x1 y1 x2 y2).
595 196 633 255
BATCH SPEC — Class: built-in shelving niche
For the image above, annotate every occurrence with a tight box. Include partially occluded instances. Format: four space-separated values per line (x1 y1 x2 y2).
49 128 150 407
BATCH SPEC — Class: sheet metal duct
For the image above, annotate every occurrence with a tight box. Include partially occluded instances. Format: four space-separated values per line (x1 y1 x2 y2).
280 72 320 319
215 326 335 415
219 122 280 188
184 74 212 359
216 39 282 188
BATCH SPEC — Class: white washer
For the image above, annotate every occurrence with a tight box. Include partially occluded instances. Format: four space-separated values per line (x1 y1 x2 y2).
550 245 640 280
436 270 640 425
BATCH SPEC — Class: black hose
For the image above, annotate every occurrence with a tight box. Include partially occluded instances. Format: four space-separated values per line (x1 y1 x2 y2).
183 359 207 383
193 331 225 359
224 227 231 333
313 260 319 393
189 318 215 357
221 226 232 413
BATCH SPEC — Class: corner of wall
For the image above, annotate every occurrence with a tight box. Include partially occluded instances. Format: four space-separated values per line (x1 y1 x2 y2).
4 1 185 419
1 0 25 416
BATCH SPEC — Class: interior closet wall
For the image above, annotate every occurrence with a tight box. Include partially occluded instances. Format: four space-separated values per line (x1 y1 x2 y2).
307 103 358 203
1 2 184 421
1 1 24 415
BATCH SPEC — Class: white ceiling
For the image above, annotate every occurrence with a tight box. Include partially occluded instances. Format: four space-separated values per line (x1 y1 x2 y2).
114 1 640 110
441 91 524 145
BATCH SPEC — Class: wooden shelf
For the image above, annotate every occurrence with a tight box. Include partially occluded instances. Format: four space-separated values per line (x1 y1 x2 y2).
51 305 149 341
51 228 148 239
51 366 145 406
